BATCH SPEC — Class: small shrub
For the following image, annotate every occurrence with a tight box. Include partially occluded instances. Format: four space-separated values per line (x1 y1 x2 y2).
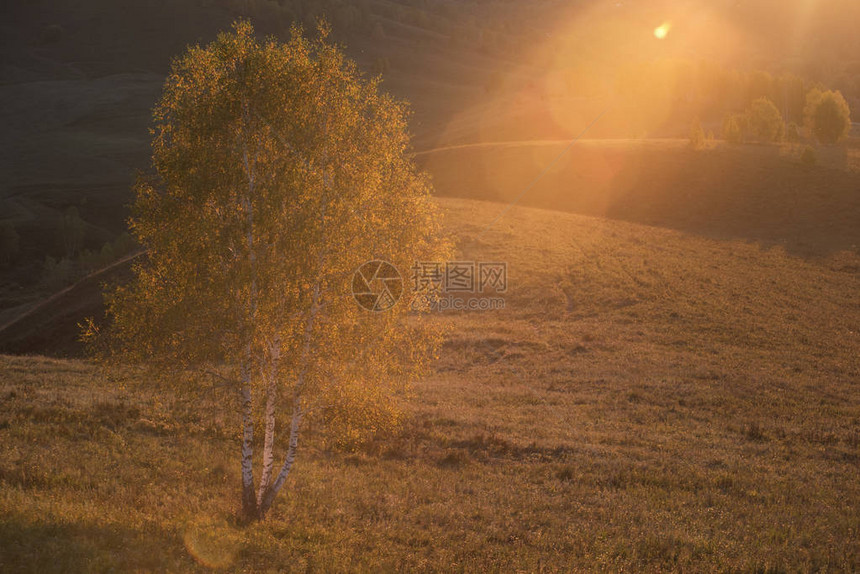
77 232 137 271
722 113 744 144
745 97 784 143
77 249 99 269
786 122 801 142
78 243 112 270
805 89 851 145
689 117 705 150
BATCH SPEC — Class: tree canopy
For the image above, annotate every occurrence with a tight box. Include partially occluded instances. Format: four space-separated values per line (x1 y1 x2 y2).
804 88 852 144
745 97 784 143
86 20 449 519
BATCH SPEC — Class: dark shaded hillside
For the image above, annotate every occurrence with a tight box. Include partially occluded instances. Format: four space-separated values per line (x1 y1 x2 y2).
0 252 139 357
0 0 504 313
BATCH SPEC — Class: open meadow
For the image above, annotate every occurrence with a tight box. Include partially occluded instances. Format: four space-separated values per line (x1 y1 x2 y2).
2 198 859 571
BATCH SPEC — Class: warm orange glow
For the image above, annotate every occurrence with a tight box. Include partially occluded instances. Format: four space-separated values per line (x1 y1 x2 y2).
183 518 241 569
653 22 671 39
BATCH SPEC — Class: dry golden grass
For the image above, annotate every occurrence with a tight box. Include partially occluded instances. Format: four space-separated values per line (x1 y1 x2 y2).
1 198 859 572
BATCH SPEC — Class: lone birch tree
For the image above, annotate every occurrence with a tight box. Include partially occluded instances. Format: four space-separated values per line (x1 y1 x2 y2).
85 21 448 520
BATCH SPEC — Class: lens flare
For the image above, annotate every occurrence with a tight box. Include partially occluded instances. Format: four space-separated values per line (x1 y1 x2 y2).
653 22 671 39
183 518 241 569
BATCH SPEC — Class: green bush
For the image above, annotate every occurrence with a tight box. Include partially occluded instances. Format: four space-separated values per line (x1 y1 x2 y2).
745 97 784 143
805 89 851 144
722 113 745 144
77 233 138 271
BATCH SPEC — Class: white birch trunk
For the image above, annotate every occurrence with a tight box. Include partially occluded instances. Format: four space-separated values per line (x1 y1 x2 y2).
259 401 302 517
256 344 279 507
257 285 321 517
239 364 256 518
255 114 329 519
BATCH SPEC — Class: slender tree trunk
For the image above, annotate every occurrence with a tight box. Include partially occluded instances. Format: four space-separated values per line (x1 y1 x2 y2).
256 124 327 519
258 400 302 518
256 344 279 507
239 364 256 519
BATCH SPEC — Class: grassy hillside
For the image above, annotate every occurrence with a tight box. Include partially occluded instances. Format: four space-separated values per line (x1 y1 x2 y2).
420 140 860 257
2 198 858 572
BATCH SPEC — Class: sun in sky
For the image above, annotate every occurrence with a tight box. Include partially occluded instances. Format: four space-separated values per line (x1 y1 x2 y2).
654 22 671 39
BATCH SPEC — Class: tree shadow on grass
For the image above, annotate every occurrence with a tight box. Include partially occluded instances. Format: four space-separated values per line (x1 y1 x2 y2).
0 514 197 573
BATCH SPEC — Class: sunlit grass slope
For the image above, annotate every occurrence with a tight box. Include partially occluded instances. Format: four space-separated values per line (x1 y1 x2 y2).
1 198 859 572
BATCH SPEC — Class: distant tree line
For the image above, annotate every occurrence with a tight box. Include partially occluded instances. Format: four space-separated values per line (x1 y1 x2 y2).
1 207 138 287
613 62 815 125
716 88 850 146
